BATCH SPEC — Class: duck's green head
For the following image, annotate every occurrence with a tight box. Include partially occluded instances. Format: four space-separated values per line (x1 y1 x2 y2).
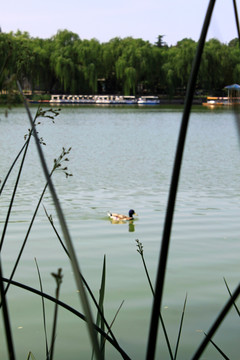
129 209 136 217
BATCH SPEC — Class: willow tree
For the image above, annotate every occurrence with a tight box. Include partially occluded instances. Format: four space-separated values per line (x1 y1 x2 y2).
114 37 152 94
161 46 180 96
3 31 36 89
228 41 240 84
76 38 101 93
101 37 125 93
199 38 230 91
50 29 81 93
124 67 137 94
174 38 197 88
30 38 53 92
0 32 13 89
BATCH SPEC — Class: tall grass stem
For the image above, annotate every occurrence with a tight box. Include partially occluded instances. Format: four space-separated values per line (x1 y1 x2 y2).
18 82 103 360
232 0 240 42
35 258 49 358
146 1 216 359
0 259 16 360
44 209 120 348
2 277 131 359
49 269 63 360
191 282 240 359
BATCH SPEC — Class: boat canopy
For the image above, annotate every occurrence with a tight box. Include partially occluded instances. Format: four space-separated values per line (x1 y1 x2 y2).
224 84 240 90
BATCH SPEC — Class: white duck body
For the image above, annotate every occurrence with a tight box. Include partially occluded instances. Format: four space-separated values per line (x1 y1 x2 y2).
108 209 137 221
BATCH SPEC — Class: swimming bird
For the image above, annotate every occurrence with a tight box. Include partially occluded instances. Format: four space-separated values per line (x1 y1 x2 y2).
108 209 138 221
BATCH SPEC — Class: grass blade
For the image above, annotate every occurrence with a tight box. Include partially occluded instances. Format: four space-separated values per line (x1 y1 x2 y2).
232 0 240 42
44 209 120 348
18 82 102 360
26 351 36 360
223 277 240 317
98 255 106 354
49 269 63 360
102 300 124 351
3 176 51 298
0 141 27 196
204 333 230 360
136 240 173 360
92 255 106 360
34 258 49 358
173 294 187 360
0 110 38 251
146 2 216 359
191 282 240 360
3 144 68 298
43 205 70 257
2 277 131 360
0 259 16 360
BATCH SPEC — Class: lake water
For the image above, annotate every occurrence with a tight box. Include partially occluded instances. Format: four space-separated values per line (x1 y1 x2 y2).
0 105 239 359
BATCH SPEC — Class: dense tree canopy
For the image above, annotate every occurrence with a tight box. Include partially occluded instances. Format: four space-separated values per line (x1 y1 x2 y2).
0 29 239 96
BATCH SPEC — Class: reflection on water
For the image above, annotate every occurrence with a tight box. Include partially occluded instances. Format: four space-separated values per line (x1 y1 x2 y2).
0 106 239 359
109 218 136 232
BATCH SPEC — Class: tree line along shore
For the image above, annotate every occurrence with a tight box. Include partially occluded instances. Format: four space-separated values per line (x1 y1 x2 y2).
0 30 239 101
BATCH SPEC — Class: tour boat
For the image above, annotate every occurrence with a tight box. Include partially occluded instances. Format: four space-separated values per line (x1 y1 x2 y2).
137 96 160 105
202 97 229 107
95 95 137 105
49 94 96 104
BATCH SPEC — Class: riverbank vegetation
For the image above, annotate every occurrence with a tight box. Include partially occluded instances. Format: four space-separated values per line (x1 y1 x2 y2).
0 30 240 98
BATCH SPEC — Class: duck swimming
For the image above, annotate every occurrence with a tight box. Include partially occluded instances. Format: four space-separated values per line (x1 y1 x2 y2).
108 209 138 221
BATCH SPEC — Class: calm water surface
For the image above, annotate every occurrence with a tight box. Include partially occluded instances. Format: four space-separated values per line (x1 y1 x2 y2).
0 105 239 359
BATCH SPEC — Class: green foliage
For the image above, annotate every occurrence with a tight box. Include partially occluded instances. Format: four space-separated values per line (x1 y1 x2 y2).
0 30 239 96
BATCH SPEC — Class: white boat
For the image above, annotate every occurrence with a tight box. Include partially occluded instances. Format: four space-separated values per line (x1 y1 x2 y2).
49 94 138 105
49 94 96 104
137 96 160 105
68 95 96 104
202 96 229 107
121 96 137 104
95 95 113 104
95 95 137 105
49 95 69 104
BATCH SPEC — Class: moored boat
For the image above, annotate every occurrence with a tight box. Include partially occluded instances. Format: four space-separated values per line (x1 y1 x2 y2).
95 95 137 105
49 94 162 106
137 96 160 105
49 94 96 104
202 97 229 107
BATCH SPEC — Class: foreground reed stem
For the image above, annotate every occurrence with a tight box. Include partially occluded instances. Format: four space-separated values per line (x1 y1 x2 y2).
191 282 240 360
2 277 131 359
49 269 63 360
136 240 173 360
0 259 15 360
146 1 216 359
18 82 103 360
44 209 121 349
